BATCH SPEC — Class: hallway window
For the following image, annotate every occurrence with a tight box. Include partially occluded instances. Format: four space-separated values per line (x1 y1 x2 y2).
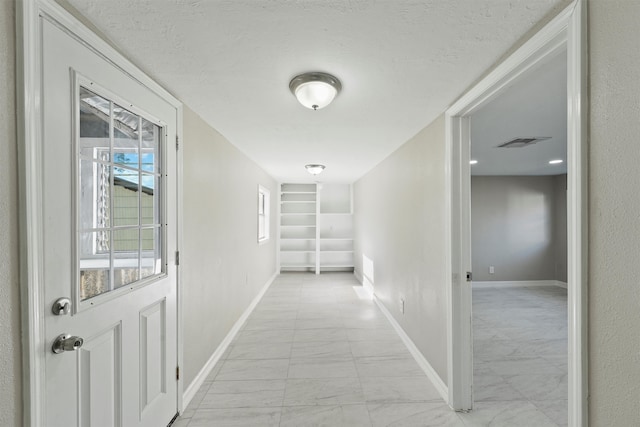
258 185 270 243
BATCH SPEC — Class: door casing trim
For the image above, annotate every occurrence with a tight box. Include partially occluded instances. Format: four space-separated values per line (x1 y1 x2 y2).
16 1 184 425
444 1 588 425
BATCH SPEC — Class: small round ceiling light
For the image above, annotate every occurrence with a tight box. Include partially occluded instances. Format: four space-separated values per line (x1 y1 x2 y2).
549 159 564 164
305 164 326 175
290 72 342 110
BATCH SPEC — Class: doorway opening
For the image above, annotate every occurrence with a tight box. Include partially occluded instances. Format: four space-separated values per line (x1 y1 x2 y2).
469 49 569 425
445 1 587 425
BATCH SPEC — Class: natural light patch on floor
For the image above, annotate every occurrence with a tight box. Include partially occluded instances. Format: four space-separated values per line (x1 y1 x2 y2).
352 285 373 300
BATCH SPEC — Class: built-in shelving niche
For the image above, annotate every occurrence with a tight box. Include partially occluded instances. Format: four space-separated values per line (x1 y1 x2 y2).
279 183 354 274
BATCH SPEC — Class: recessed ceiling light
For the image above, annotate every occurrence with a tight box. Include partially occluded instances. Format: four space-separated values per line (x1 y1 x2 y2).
549 159 564 164
469 160 478 165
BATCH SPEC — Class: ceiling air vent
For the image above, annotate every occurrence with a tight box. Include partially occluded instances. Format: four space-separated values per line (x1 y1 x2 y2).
497 137 551 148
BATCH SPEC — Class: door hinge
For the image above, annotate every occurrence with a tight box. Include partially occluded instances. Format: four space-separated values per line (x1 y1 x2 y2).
176 366 180 381
176 135 179 150
175 250 180 266
466 271 473 282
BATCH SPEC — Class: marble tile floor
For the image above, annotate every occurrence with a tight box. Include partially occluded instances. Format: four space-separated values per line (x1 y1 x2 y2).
473 285 568 426
176 273 565 426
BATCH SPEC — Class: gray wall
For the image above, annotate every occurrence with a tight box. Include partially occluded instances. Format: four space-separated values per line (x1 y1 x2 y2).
0 0 22 425
471 175 567 282
552 174 567 282
589 1 640 424
182 106 278 387
354 115 448 383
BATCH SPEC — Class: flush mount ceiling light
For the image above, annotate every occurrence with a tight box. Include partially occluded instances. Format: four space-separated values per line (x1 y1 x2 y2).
470 160 478 165
290 72 342 110
549 159 564 164
305 164 326 175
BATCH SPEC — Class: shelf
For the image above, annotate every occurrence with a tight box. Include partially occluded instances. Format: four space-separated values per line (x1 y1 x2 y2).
319 264 355 268
281 240 316 251
320 242 353 252
282 210 316 215
280 183 353 274
281 191 316 194
281 201 316 204
320 237 353 240
281 264 316 268
281 213 316 216
280 238 315 240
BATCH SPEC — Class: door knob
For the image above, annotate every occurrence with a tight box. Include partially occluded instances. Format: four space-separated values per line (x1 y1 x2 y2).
52 334 84 354
52 297 71 315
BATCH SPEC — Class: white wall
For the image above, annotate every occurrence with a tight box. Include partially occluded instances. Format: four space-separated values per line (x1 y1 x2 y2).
351 3 640 423
471 175 567 282
181 106 278 387
0 1 22 425
589 1 640 424
353 115 448 382
3 1 639 425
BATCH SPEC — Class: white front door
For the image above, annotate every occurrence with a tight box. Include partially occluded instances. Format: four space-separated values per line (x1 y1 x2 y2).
41 16 178 427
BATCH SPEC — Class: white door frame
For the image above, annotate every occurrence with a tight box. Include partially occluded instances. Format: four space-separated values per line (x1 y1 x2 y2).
444 0 587 425
16 1 184 425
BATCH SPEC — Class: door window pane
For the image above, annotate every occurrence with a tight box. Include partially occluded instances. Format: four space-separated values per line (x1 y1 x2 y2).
113 104 140 168
77 85 164 302
113 228 139 288
141 118 160 174
79 87 110 161
113 167 140 227
140 173 159 225
141 227 161 280
80 268 110 301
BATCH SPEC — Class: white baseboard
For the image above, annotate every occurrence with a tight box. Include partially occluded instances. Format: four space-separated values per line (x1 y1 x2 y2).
553 280 568 289
354 269 363 284
354 270 375 295
373 297 449 403
472 280 567 289
182 272 278 411
353 271 448 403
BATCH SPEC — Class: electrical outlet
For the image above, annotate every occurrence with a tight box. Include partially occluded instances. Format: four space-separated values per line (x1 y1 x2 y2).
400 298 405 314
489 265 495 274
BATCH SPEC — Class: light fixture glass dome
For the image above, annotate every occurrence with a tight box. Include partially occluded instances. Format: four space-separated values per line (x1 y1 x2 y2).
305 164 326 175
290 72 342 110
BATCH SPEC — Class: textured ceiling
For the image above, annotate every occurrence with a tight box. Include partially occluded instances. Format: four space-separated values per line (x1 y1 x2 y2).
63 0 566 183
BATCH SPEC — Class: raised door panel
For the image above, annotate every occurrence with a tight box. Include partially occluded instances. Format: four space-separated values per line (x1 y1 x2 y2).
139 299 167 417
79 324 122 427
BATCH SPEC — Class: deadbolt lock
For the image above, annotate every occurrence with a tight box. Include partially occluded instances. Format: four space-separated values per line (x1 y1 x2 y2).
52 297 71 316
